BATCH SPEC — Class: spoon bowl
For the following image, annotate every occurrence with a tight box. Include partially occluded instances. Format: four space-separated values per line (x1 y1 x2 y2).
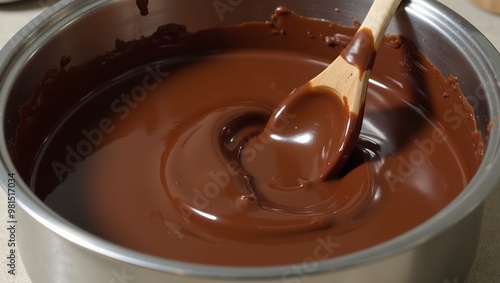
242 0 403 186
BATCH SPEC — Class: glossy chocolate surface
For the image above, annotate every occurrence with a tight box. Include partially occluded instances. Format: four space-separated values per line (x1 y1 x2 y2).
12 8 483 266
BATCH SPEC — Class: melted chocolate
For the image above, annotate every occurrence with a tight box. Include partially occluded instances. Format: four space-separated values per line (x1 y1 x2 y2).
240 84 359 188
136 0 149 16
11 8 483 266
341 28 377 73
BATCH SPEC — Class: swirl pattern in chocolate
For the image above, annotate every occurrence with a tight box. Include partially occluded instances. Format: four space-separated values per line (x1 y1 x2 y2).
15 8 483 266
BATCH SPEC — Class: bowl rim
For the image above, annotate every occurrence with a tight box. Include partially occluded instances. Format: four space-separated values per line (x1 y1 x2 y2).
1 0 500 279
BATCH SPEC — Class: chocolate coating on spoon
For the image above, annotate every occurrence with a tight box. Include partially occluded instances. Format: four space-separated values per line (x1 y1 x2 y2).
341 28 377 74
240 83 360 188
10 8 483 266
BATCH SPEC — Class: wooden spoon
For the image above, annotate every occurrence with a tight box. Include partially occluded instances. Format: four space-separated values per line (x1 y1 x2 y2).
242 0 403 186
310 0 403 116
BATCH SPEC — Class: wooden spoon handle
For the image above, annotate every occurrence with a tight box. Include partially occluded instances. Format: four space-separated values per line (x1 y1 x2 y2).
359 0 402 49
310 0 402 116
472 0 500 14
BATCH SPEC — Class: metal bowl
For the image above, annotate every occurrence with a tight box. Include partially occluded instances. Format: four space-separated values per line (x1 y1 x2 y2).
1 0 500 282
0 0 24 4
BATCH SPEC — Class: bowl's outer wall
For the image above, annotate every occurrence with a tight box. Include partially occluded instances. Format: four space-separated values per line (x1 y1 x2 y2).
17 201 483 283
18 202 483 283
0 0 499 282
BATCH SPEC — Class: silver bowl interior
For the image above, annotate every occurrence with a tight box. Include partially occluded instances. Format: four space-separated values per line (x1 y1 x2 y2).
1 0 500 281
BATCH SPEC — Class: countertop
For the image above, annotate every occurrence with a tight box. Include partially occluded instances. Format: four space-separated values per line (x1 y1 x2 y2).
0 0 499 282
